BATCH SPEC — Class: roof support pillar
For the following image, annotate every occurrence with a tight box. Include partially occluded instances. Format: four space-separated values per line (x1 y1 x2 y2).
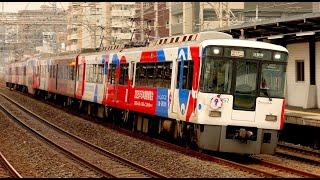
309 35 316 85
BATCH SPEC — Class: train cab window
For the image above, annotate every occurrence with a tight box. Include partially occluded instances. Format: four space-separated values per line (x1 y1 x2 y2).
176 60 193 90
200 59 232 94
69 66 75 80
119 63 129 85
233 61 258 111
260 63 286 98
108 64 116 84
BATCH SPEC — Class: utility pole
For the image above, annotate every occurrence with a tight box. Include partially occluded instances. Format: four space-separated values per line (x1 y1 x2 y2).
255 4 259 21
154 3 158 39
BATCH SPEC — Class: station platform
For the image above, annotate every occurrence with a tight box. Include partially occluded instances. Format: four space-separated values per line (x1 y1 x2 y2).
285 106 320 128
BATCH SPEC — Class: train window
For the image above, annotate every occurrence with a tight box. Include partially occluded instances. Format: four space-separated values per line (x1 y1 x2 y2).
119 63 129 85
97 64 104 84
176 60 193 90
260 63 286 98
77 64 83 81
108 64 116 84
49 66 51 78
146 63 155 87
69 66 75 80
86 65 92 82
233 61 258 111
175 37 180 43
200 59 232 94
163 62 172 88
53 65 56 78
135 63 146 86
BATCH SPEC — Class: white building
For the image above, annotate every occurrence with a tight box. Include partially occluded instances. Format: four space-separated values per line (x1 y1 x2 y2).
66 2 136 51
108 2 136 45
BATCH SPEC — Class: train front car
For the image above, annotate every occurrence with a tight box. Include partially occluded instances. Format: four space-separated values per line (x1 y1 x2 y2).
196 39 288 154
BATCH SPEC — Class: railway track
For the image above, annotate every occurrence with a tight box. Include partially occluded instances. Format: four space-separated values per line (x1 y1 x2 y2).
0 151 22 178
275 142 320 165
4 88 320 178
0 93 166 178
248 156 320 178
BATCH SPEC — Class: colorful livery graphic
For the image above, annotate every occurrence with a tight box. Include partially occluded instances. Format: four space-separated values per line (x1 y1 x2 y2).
6 31 288 154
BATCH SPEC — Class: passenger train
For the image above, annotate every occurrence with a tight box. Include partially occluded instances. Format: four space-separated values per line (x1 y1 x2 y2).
5 31 288 154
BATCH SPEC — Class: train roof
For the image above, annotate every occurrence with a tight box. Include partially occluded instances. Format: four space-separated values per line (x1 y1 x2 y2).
201 39 288 53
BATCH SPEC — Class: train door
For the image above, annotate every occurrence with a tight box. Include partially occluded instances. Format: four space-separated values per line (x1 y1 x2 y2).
116 61 129 109
231 60 259 122
75 56 86 99
173 46 200 122
172 51 194 121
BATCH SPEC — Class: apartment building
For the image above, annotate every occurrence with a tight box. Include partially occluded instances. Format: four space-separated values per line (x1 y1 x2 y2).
135 2 169 42
66 2 107 51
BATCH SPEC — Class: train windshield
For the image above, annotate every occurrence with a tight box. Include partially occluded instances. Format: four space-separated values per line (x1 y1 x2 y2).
200 59 232 94
234 61 258 110
201 45 288 111
260 63 286 98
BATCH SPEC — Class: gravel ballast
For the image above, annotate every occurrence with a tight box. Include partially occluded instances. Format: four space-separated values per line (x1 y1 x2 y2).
0 102 102 178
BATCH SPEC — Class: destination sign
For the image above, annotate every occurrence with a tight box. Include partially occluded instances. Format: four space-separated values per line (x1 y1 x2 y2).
230 50 245 57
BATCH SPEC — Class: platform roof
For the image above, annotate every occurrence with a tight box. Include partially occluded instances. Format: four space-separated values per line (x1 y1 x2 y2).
213 12 320 43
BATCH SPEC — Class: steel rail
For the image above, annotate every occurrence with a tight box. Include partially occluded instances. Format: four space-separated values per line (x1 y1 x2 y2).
0 151 22 178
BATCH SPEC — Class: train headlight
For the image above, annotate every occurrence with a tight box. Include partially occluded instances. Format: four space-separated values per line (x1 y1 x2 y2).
265 115 277 121
209 110 221 117
274 53 281 60
213 48 220 55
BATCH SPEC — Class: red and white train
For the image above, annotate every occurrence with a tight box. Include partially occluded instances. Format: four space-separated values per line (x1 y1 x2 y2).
6 31 288 154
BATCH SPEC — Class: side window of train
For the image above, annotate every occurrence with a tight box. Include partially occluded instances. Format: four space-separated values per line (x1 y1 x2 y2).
154 62 172 88
119 63 129 85
86 65 93 83
70 65 75 80
146 63 155 87
163 62 172 88
97 64 104 84
135 63 145 86
108 64 116 84
176 60 194 90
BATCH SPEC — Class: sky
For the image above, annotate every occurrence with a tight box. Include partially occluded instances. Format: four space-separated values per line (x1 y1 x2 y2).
1 2 69 13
